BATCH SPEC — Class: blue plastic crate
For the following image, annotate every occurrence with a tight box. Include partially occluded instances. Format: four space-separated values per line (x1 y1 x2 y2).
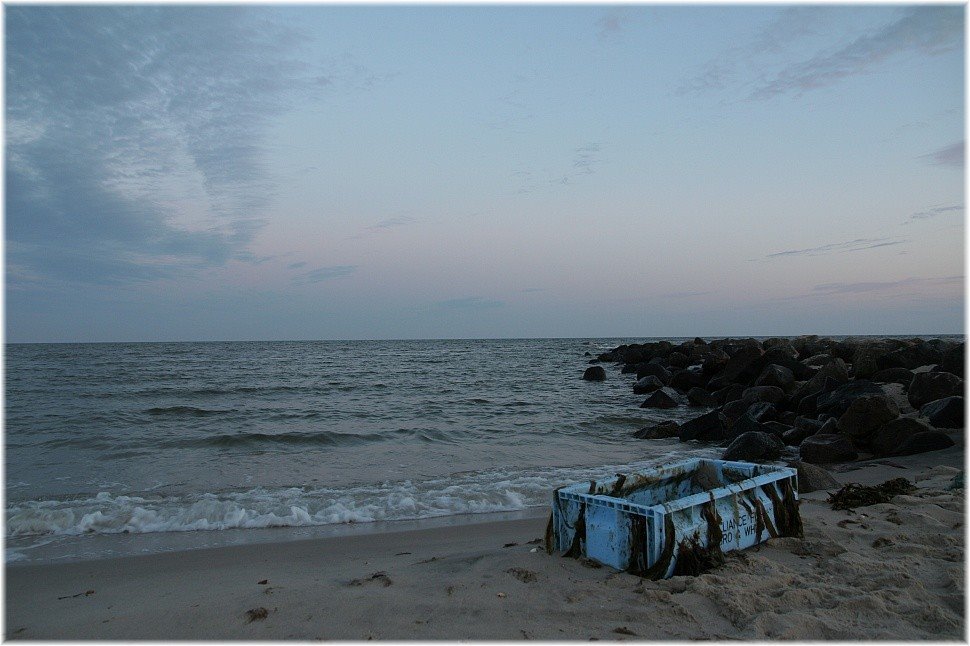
546 458 801 578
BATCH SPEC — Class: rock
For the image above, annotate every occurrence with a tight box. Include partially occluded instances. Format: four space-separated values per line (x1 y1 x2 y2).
730 412 768 438
632 375 664 394
678 409 727 442
799 434 858 464
621 363 639 374
796 391 821 417
687 387 715 407
869 417 935 456
837 394 899 446
801 354 834 367
908 371 963 409
741 385 785 407
701 349 731 377
800 358 850 395
778 411 798 425
787 460 841 494
720 399 749 426
852 342 889 379
754 364 796 392
895 431 956 456
640 388 679 409
717 343 764 383
877 341 943 371
635 362 671 383
762 421 792 437
633 420 680 439
669 368 707 391
942 342 964 377
815 380 885 417
713 383 744 406
745 401 777 423
762 338 799 358
870 367 915 386
667 351 689 369
588 359 601 364
920 396 964 429
783 417 825 446
582 366 606 381
722 431 784 462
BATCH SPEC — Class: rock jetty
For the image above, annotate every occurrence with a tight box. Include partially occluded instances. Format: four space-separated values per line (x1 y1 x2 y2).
592 336 964 465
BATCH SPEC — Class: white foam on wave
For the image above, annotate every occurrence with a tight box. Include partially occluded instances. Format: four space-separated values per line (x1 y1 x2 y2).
7 448 715 539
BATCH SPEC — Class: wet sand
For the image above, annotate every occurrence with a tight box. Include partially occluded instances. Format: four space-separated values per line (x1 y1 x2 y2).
5 446 964 640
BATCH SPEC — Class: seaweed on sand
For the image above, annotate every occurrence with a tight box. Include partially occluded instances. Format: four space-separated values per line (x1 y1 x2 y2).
827 478 915 511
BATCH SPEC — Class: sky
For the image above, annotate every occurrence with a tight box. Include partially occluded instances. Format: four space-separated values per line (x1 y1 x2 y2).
4 4 966 342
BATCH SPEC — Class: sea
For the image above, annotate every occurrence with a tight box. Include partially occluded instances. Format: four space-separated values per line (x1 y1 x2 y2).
4 336 951 564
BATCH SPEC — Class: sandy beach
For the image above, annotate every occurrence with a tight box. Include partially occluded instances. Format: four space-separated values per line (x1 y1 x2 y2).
6 444 963 640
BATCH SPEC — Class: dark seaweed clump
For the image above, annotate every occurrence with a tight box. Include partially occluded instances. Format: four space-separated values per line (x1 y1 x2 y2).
827 478 915 510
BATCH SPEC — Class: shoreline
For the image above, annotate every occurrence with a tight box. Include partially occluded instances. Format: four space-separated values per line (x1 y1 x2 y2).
6 445 963 640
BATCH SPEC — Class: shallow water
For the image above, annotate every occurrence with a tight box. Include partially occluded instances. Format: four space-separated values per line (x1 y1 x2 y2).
5 335 953 563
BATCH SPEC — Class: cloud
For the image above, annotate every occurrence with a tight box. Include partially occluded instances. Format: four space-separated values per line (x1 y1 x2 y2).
922 141 965 168
764 237 906 259
813 275 963 295
5 7 385 288
293 265 357 285
514 142 604 195
520 287 547 293
596 8 634 40
904 203 964 224
436 297 504 310
678 7 826 96
750 6 963 100
288 261 308 270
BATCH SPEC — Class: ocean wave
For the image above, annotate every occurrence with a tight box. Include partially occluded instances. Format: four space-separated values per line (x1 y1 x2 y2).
144 406 233 417
162 427 454 449
5 453 716 539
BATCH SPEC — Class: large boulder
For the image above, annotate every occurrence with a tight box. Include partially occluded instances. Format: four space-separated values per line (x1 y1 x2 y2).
754 364 796 392
908 372 964 409
815 380 885 417
640 388 679 409
787 460 841 494
636 362 671 383
687 387 715 407
802 353 834 367
722 431 784 462
799 433 858 464
895 431 956 456
712 383 744 406
741 385 785 407
852 342 889 379
745 401 778 423
678 409 727 443
920 396 964 429
632 375 665 394
837 394 900 447
701 349 731 377
792 359 849 403
667 351 689 369
941 342 964 377
871 367 915 386
870 417 935 456
633 420 681 439
720 399 749 427
730 412 770 439
782 417 825 446
582 366 606 381
876 341 943 372
717 343 765 383
669 368 707 391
